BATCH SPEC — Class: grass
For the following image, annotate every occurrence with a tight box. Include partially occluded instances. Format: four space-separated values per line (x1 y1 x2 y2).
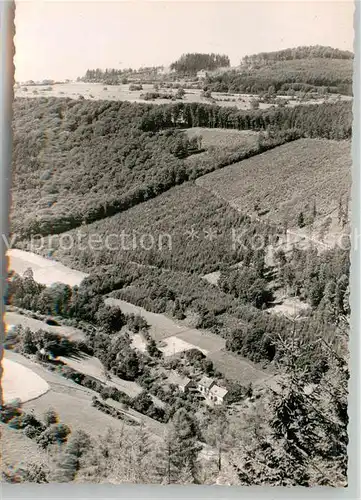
5 310 86 342
1 423 53 474
14 82 350 111
184 127 259 149
196 138 351 228
208 350 269 385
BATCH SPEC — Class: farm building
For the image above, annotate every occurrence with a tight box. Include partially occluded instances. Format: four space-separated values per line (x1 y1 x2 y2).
197 375 215 395
208 385 229 405
167 370 193 393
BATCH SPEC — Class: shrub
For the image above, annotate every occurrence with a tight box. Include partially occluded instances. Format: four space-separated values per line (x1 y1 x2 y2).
0 400 22 423
37 423 71 448
44 408 59 426
129 84 143 91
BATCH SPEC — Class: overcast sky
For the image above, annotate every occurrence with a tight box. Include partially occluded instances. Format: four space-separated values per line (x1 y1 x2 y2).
14 1 354 81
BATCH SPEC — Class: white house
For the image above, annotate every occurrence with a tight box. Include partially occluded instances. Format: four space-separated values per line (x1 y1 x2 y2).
208 385 229 405
197 375 215 395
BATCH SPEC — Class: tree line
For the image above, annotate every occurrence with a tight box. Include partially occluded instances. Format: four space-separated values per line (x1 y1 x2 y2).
170 53 230 74
241 45 353 65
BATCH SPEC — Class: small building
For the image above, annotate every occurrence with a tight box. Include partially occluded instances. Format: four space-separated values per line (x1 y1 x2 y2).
197 70 208 80
197 375 215 395
168 370 193 393
208 385 229 405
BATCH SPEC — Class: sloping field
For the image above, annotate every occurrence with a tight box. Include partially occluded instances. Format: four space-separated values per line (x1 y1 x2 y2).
208 350 270 386
106 297 224 353
5 311 85 342
8 249 88 286
2 357 50 404
176 329 225 353
58 354 143 399
1 423 52 474
106 297 184 341
3 351 146 439
196 139 351 228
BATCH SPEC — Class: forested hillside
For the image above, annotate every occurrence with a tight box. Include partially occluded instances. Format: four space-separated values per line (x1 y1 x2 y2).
170 53 230 74
241 45 353 64
12 98 352 240
205 58 353 95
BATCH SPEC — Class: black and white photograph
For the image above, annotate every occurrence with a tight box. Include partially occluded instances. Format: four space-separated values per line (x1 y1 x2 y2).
1 0 356 489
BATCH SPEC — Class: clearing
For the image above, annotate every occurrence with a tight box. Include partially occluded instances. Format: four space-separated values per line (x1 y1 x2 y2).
208 350 273 387
184 127 259 149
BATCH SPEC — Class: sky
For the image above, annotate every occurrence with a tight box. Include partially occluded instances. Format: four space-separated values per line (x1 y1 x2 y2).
14 0 355 82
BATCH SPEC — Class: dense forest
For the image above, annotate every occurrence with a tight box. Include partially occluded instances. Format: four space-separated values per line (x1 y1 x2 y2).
170 53 230 74
241 45 353 65
205 59 353 95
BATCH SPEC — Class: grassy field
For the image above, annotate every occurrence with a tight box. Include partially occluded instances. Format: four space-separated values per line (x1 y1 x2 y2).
196 139 351 229
185 128 259 149
8 249 88 287
5 310 86 342
14 82 346 109
3 351 140 443
208 350 270 385
1 423 53 475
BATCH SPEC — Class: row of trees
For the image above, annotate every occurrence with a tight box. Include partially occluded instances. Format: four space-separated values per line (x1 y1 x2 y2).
140 100 352 139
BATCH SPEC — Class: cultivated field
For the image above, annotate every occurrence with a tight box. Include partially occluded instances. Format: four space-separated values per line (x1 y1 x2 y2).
8 249 88 287
14 83 247 107
14 82 350 109
2 357 50 404
196 139 352 229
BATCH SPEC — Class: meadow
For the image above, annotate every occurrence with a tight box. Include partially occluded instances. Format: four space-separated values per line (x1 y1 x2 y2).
14 81 345 109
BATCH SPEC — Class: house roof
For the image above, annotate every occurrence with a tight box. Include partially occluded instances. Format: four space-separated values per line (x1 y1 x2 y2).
168 370 191 389
198 376 214 389
209 385 228 399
